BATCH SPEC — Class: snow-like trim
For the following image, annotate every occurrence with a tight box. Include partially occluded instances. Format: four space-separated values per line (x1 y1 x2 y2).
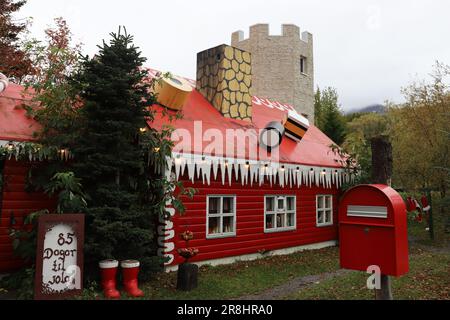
120 260 140 268
164 240 338 272
169 152 353 189
0 140 73 161
157 168 177 266
99 260 119 269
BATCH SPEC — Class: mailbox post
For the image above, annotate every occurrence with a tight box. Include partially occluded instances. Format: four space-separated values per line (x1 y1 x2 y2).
339 185 409 295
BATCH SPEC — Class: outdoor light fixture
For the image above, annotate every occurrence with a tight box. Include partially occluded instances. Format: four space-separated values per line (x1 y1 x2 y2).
321 170 327 175
140 128 147 133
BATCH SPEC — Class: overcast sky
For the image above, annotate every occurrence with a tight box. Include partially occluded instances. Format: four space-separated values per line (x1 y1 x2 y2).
17 0 450 111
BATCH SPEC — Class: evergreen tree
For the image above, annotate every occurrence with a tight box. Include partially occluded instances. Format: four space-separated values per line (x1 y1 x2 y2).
314 87 347 145
71 28 162 279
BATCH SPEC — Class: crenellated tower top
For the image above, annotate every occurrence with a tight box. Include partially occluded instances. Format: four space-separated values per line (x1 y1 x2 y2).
231 24 315 123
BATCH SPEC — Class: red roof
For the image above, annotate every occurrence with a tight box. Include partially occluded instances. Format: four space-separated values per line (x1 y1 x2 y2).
0 72 343 168
0 83 40 142
151 90 342 168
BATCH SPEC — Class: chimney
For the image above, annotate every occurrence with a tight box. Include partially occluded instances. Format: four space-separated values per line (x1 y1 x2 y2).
196 45 252 122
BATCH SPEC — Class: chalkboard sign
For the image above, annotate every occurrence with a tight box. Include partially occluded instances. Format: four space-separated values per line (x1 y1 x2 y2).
34 214 84 300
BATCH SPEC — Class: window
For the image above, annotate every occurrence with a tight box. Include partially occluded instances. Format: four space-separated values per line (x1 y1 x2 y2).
207 196 236 238
265 196 296 233
316 195 333 227
300 56 307 74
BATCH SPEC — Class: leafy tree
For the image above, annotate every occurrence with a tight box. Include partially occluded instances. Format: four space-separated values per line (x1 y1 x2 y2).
389 62 450 197
0 19 86 300
314 87 347 145
0 0 34 82
24 17 82 150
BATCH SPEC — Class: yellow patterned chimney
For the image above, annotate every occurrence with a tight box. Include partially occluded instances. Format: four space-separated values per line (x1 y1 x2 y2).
196 45 252 122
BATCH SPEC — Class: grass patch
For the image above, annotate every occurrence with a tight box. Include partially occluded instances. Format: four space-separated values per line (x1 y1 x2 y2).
285 247 450 300
79 246 340 300
407 195 450 248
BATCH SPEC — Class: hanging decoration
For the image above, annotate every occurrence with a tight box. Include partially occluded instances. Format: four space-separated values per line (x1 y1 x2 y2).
0 140 74 162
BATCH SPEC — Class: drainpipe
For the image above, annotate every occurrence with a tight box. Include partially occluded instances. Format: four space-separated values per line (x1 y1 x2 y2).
0 73 9 93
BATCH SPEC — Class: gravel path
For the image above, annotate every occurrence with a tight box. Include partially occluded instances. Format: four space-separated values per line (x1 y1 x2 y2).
236 269 352 300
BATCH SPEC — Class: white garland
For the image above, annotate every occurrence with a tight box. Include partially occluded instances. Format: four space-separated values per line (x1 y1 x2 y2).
0 140 73 162
1 140 354 189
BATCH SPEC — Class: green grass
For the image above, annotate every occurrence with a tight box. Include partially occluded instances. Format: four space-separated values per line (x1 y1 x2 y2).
285 247 450 300
80 246 340 300
78 196 449 301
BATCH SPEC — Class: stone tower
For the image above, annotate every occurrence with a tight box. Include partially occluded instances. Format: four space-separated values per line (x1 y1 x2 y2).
232 24 315 123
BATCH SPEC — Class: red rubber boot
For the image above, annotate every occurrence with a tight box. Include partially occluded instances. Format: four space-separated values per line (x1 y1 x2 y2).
99 260 121 299
121 260 144 298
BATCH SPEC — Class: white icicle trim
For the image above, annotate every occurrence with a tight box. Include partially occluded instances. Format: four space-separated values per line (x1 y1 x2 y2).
169 152 352 189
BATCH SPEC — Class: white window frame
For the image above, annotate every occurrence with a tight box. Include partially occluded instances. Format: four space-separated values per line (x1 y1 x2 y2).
316 194 334 227
264 195 297 233
206 195 237 239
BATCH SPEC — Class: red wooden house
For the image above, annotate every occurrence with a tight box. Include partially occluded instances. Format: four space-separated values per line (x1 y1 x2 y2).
0 44 351 274
0 83 54 272
147 44 351 271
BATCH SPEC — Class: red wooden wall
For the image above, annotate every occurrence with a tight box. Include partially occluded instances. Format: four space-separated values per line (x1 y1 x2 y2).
0 160 55 272
170 172 341 266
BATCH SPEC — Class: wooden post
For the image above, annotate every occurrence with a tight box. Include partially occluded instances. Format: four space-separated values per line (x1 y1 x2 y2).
426 190 434 240
371 136 394 300
177 263 199 291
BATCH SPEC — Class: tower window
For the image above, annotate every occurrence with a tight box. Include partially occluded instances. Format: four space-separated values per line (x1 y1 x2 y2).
300 56 307 74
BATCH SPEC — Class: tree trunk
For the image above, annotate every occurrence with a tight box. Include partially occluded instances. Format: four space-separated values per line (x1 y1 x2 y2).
371 136 393 185
371 135 394 300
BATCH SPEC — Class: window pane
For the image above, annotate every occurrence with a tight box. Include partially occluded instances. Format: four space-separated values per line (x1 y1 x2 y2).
223 197 234 214
325 196 332 209
266 214 275 229
277 214 286 228
208 197 220 214
208 217 220 234
318 211 324 224
266 197 275 212
277 197 285 211
318 196 324 209
325 210 332 224
287 197 295 211
223 216 234 233
287 213 295 227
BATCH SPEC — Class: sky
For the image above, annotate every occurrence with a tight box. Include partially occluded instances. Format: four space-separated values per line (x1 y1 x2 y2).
17 0 450 111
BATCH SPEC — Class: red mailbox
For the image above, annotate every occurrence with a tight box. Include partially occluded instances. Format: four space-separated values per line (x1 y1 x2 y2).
339 184 408 277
